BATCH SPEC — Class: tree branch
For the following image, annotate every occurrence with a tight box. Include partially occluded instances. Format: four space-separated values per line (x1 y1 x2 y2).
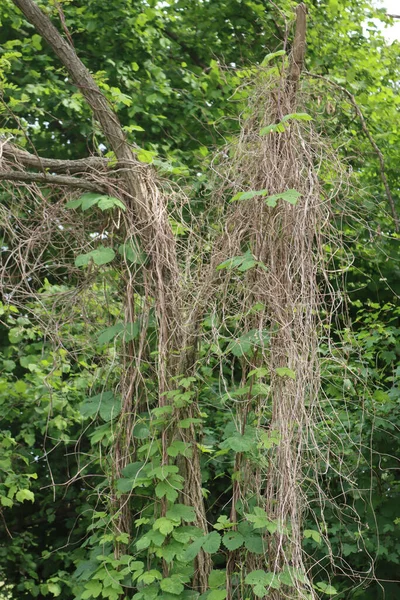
11 0 137 175
387 14 400 19
0 170 104 192
3 142 109 174
287 3 307 102
305 72 400 233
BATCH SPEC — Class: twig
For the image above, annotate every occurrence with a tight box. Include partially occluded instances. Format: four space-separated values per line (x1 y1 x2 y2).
305 71 400 232
0 170 104 191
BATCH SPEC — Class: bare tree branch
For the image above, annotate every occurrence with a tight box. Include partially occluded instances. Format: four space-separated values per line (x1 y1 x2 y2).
287 3 307 101
11 0 139 185
0 170 104 191
387 13 400 19
306 72 400 233
3 142 109 174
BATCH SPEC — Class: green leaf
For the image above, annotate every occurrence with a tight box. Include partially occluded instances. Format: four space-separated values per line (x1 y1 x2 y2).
121 461 145 479
230 189 268 203
80 391 121 422
137 149 156 164
118 241 147 265
82 580 102 599
222 433 254 453
304 529 321 544
167 440 192 458
208 570 226 589
65 197 83 209
15 489 34 503
217 250 259 272
183 537 204 561
208 591 227 600
155 481 179 502
137 570 162 584
81 193 102 211
153 517 176 535
166 504 196 523
132 422 150 439
97 196 126 211
245 507 277 532
160 576 184 595
315 582 338 596
47 583 61 596
245 570 280 594
202 531 221 554
223 531 245 550
97 321 139 344
75 246 115 267
275 367 296 379
265 189 301 208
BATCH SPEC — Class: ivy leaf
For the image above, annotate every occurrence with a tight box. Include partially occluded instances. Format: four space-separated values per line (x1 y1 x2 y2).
166 504 196 523
265 190 301 208
223 531 245 550
202 531 221 553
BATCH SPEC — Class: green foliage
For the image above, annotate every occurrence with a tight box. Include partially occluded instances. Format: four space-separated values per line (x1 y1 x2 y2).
1 0 400 598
